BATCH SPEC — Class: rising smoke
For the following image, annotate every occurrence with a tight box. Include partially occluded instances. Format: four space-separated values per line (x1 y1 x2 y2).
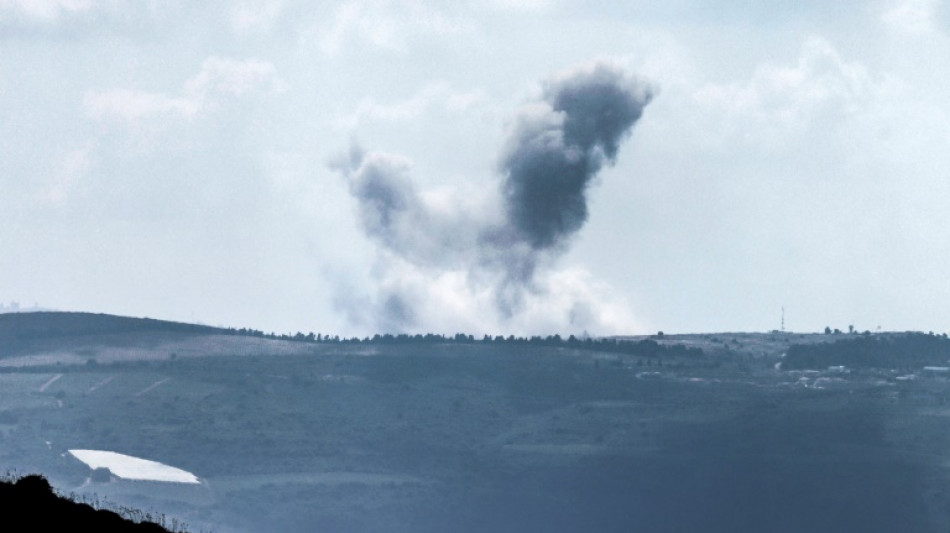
333 62 653 334
500 63 652 250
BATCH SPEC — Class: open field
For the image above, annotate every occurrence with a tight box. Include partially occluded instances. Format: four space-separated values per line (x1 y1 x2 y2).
2 313 950 532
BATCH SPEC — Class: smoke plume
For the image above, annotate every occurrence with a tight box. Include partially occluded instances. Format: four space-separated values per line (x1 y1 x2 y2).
500 63 652 250
333 62 653 334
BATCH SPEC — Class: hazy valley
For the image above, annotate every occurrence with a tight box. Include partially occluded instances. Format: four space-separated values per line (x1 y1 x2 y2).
2 312 950 532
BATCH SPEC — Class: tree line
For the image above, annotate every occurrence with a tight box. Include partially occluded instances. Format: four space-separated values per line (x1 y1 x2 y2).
224 328 705 359
783 332 950 370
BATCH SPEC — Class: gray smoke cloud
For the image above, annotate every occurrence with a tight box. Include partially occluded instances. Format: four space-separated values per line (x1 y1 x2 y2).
333 62 653 333
500 63 653 250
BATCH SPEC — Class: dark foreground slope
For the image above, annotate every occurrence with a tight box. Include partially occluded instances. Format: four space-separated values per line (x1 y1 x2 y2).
2 313 950 532
0 475 171 532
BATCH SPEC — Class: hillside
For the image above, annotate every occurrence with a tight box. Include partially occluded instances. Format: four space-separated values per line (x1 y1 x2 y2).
2 313 950 532
0 312 227 360
0 312 321 367
0 312 223 342
0 474 172 532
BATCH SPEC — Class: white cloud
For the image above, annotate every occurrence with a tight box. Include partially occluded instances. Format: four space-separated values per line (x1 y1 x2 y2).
0 0 97 20
692 37 893 146
684 33 946 178
317 0 474 55
231 0 283 35
882 0 939 34
336 81 487 128
482 0 554 12
84 88 199 121
35 142 95 206
84 57 280 123
184 57 282 100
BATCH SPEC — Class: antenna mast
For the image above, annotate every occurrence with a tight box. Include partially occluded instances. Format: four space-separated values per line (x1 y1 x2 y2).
781 306 785 332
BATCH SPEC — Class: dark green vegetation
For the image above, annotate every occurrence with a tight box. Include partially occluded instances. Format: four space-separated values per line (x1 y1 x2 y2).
2 313 950 532
0 474 172 532
783 332 950 369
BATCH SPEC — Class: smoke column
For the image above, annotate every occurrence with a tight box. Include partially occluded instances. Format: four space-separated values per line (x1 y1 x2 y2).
334 62 653 333
500 63 652 250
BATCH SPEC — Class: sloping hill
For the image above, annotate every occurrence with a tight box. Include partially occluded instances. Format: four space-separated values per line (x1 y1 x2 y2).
0 312 318 365
0 312 222 343
0 474 173 532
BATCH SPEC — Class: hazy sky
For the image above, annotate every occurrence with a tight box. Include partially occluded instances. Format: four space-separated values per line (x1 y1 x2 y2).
2 0 949 336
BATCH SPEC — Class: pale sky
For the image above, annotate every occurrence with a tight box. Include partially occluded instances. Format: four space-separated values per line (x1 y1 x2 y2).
2 0 949 336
